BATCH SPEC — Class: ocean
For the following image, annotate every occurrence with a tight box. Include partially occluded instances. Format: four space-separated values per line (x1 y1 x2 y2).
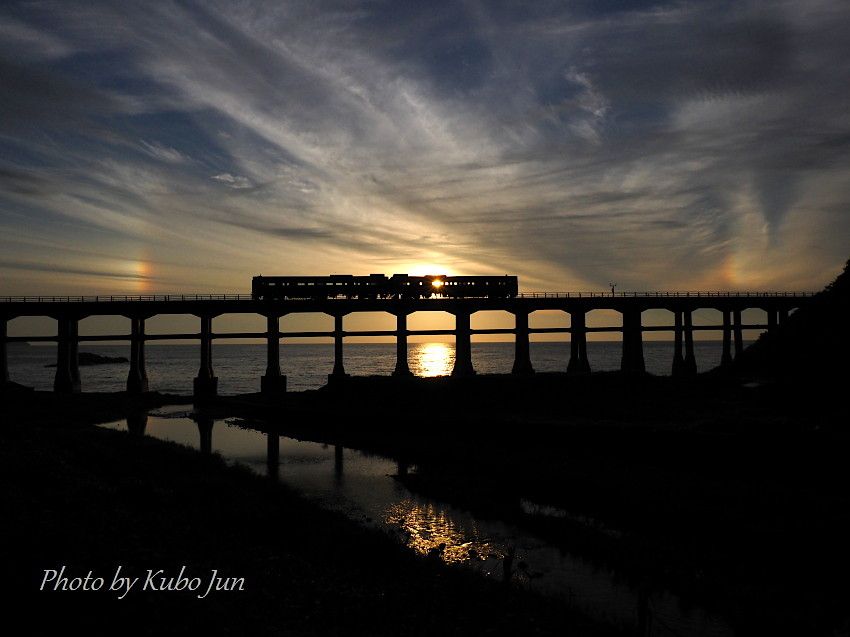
7 340 741 395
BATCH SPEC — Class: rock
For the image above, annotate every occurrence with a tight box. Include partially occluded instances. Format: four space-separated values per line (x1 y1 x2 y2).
45 352 129 367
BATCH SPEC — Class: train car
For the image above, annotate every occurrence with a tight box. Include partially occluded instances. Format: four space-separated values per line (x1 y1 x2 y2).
388 274 446 299
252 275 363 300
252 274 518 300
438 275 518 299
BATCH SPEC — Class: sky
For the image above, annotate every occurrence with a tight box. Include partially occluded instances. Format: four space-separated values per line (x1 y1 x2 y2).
2 0 850 300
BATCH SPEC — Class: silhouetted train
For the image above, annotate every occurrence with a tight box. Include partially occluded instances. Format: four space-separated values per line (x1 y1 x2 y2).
252 274 518 300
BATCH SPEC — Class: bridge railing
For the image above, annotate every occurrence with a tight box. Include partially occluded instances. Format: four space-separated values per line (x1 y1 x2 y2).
0 294 255 303
0 291 816 302
515 291 816 299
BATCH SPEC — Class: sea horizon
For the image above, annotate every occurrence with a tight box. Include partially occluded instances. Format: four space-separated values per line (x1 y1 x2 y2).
8 339 750 395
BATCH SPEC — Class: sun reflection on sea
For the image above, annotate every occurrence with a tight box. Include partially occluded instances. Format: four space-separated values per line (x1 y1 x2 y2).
410 342 454 377
383 500 504 565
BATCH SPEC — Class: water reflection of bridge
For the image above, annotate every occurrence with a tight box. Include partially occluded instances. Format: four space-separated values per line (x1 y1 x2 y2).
1 293 812 397
125 412 409 485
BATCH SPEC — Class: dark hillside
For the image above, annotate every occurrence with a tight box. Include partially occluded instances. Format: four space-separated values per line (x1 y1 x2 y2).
734 258 850 381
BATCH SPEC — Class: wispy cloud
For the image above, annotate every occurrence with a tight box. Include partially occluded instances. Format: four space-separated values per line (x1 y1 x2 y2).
1 0 849 295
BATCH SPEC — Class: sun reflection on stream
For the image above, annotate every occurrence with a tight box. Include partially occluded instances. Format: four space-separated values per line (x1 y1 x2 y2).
383 500 506 565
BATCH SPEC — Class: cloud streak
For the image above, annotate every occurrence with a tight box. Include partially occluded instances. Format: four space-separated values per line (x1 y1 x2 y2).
1 0 849 295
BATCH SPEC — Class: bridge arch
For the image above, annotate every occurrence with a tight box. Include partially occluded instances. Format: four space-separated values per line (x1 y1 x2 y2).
471 310 516 374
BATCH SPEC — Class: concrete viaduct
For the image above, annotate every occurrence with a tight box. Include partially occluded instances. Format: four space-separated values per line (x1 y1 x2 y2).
0 292 812 398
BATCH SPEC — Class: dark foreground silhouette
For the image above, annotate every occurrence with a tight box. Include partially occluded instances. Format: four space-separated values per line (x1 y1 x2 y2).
5 361 848 637
2 400 622 637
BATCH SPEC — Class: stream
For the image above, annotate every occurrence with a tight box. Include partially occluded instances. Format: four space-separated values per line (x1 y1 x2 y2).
101 406 734 637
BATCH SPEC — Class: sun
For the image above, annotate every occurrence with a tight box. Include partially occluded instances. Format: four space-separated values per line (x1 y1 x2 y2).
431 279 444 288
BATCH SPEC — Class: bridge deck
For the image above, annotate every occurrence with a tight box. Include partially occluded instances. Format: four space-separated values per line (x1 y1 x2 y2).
0 292 814 320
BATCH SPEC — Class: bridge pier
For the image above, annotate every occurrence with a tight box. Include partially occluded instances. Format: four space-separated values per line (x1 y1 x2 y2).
620 308 645 373
54 316 81 393
328 312 350 384
683 310 697 375
672 311 685 376
392 311 414 377
720 310 734 368
511 311 534 375
262 314 287 397
70 320 81 389
126 316 150 393
0 317 9 387
567 310 591 373
451 310 476 377
733 310 744 359
193 315 218 402
767 309 779 333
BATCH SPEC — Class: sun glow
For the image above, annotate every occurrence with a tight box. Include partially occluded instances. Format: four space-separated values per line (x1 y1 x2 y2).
134 259 152 293
406 264 454 277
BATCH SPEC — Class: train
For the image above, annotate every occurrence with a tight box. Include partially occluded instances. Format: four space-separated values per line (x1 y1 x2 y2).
252 274 518 300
